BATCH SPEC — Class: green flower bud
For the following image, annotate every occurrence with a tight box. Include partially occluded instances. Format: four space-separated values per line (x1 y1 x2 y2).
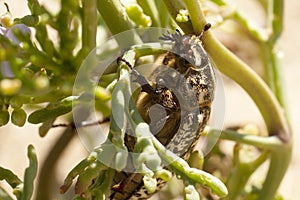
0 109 9 126
143 175 157 194
179 9 189 16
176 9 190 23
29 55 48 66
125 4 151 27
13 183 23 199
137 15 151 28
0 79 22 95
184 185 200 200
126 4 142 17
94 86 111 101
40 68 48 76
0 12 13 28
146 154 161 171
155 169 172 182
34 76 50 90
186 168 228 197
138 152 161 171
114 151 128 171
87 151 98 162
188 150 204 169
11 108 27 127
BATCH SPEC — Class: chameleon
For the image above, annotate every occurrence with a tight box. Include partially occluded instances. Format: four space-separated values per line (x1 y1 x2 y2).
110 24 215 200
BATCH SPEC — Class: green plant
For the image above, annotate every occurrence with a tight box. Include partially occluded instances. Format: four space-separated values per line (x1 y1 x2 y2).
0 0 291 199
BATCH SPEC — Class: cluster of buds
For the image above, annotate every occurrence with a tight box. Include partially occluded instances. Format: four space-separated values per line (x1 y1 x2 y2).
0 4 31 126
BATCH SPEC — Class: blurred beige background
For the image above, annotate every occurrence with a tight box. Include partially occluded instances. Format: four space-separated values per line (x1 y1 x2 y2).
0 0 299 199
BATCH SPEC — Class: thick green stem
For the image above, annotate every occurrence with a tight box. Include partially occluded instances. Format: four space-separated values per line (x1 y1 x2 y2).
97 0 132 34
268 0 284 44
258 146 292 200
225 151 269 200
76 0 98 69
82 0 97 54
204 32 292 199
204 32 290 141
233 11 268 42
182 0 291 140
154 0 171 27
211 0 268 41
182 0 206 34
97 0 142 46
258 0 269 12
262 44 286 108
210 129 283 151
179 1 292 199
263 0 286 110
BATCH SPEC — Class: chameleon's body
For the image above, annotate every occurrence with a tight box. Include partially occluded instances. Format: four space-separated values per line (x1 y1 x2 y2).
110 27 215 200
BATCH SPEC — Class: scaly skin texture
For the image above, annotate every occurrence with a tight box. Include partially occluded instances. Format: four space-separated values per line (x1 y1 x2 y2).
110 29 215 200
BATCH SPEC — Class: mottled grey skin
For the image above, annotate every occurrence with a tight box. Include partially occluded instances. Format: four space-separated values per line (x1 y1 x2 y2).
110 29 215 200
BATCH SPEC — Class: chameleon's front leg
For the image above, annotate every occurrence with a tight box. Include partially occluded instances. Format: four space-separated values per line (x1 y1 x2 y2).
117 57 156 95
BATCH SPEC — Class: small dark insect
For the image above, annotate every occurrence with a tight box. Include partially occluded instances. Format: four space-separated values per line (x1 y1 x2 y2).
111 24 215 200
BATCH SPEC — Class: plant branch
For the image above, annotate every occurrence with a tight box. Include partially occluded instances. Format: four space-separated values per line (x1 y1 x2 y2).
176 1 292 199
203 22 291 200
36 125 76 199
233 11 268 41
210 129 284 151
258 145 292 200
225 150 269 200
204 32 290 141
182 0 206 34
262 44 286 108
263 0 286 109
268 0 284 44
82 0 97 55
97 0 142 46
182 0 290 141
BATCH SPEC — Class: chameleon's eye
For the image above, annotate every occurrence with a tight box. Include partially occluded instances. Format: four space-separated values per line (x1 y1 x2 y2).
181 35 191 45
156 78 166 92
